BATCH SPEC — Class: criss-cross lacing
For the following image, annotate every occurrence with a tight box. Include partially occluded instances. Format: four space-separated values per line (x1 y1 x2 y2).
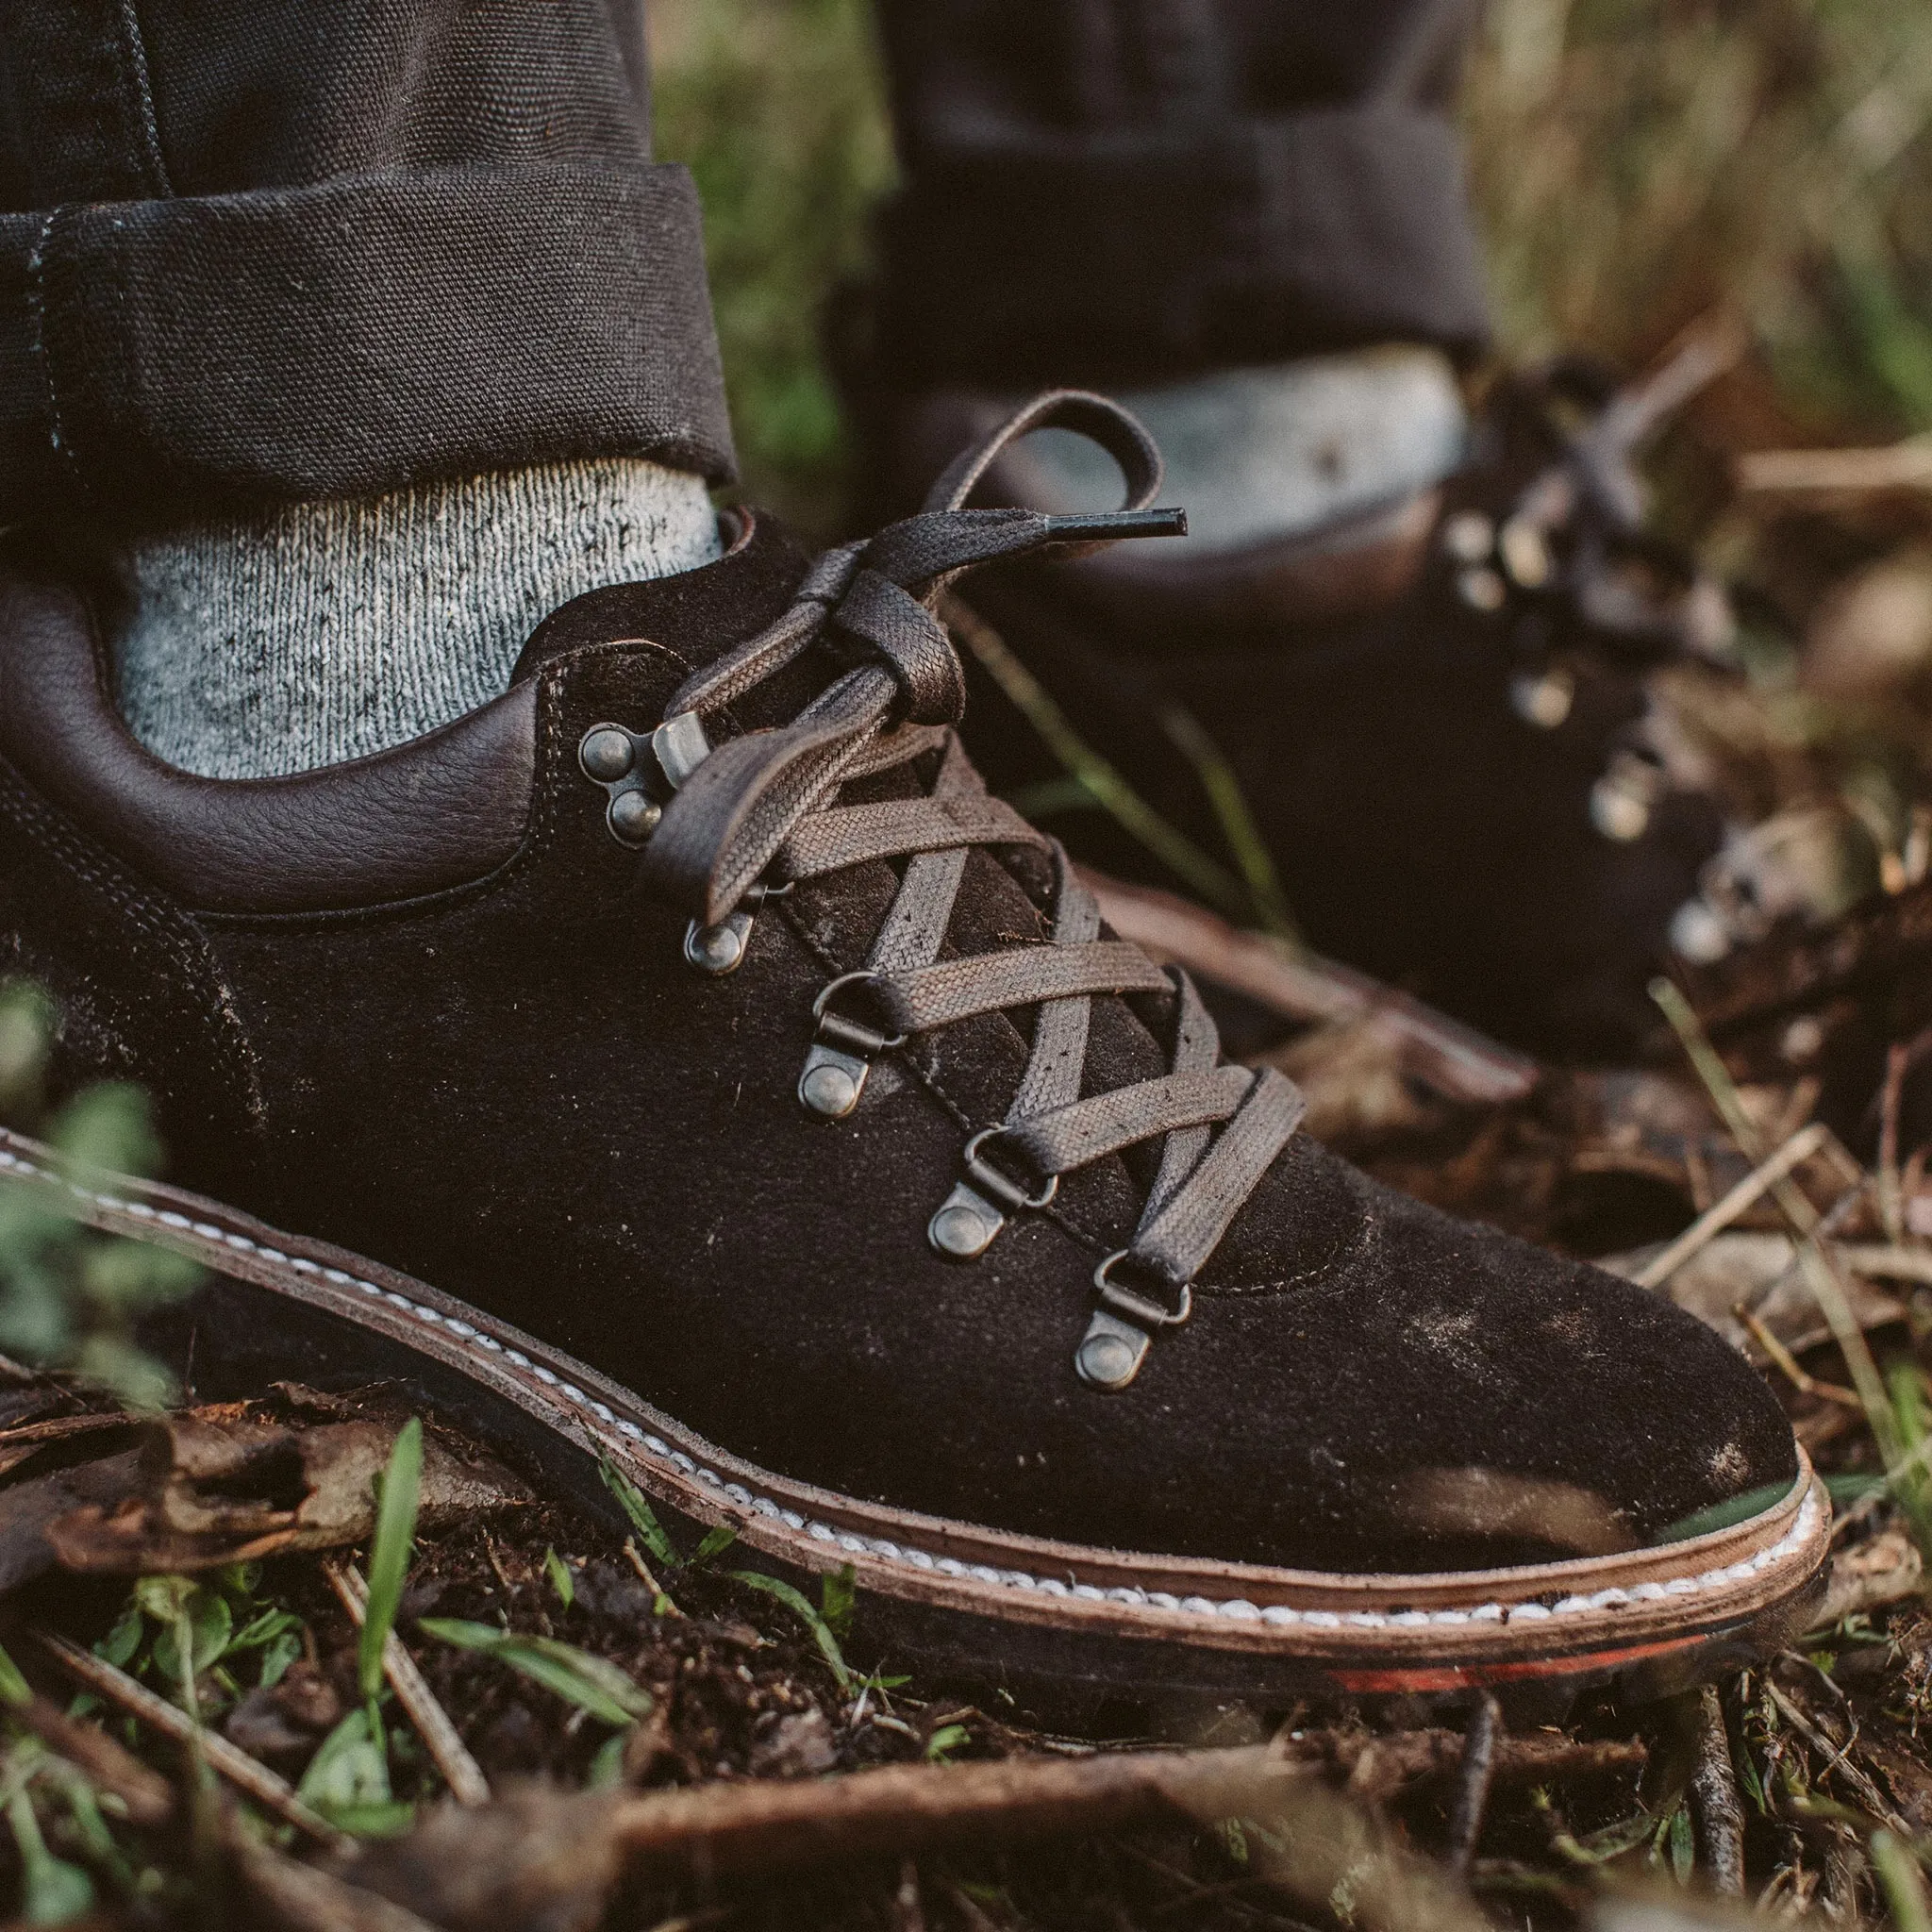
583 391 1306 1391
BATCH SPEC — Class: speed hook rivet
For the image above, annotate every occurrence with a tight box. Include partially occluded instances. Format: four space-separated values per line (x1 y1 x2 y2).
579 726 635 783
608 791 662 843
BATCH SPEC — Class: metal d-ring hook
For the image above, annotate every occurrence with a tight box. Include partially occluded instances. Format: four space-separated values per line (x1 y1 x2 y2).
1074 1251 1194 1392
961 1127 1059 1213
928 1124 1060 1262
798 971 908 1120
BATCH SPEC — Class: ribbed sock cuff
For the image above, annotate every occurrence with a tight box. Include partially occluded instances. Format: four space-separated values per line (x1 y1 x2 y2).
113 458 721 778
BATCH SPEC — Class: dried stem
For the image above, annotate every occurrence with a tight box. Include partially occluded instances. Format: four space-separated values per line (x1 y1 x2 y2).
1881 1042 1908 1246
1650 981 1906 1476
1446 1695 1501 1874
1636 1121 1832 1289
325 1557 491 1807
1738 1307 1863 1408
37 1631 352 1852
6 1691 174 1826
1691 1686 1746 1896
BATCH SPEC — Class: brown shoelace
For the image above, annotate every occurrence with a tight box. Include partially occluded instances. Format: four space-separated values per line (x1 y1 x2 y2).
626 391 1306 1391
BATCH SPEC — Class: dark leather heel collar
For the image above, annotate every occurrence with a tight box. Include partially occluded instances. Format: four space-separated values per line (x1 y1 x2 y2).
0 568 539 915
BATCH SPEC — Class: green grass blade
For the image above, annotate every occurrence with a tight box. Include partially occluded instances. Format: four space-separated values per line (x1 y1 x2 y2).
1157 702 1301 944
417 1619 652 1726
693 1524 739 1565
599 1457 683 1570
358 1417 423 1702
0 1641 32 1710
729 1570 852 1690
820 1563 856 1641
1874 1830 1932 1932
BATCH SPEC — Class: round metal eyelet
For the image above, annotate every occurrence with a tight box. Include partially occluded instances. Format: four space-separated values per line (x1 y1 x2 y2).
1092 1250 1193 1329
961 1126 1058 1212
685 920 747 974
800 1060 862 1118
608 791 662 844
579 724 637 783
1076 1324 1144 1390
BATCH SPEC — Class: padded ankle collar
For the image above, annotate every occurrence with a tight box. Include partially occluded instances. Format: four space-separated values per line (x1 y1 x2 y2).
0 510 799 916
0 563 535 916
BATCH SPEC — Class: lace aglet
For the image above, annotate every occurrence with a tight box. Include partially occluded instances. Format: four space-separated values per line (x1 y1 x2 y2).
1041 508 1188 543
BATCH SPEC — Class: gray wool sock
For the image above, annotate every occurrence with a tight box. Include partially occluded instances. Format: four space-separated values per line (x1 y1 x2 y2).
112 458 722 779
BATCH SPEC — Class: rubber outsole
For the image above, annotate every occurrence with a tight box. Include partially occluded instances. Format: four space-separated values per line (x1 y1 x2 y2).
0 1124 1830 1726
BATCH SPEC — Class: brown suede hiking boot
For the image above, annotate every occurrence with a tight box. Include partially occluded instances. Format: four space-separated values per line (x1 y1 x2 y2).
0 397 1820 1719
871 356 1743 1059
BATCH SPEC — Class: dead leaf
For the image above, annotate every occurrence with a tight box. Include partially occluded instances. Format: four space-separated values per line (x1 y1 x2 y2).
1814 1529 1924 1628
0 1389 530 1588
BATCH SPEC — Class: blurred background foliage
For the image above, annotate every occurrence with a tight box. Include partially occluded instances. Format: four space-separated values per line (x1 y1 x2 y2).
649 0 1932 531
0 984 196 1409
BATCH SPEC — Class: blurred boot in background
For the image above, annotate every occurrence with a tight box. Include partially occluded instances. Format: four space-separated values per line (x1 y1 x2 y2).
857 0 1741 1059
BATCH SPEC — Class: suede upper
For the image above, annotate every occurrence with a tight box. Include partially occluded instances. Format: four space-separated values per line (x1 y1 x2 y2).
0 519 1795 1575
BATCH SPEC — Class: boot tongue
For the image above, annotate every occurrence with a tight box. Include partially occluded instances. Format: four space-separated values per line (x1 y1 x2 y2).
508 512 815 708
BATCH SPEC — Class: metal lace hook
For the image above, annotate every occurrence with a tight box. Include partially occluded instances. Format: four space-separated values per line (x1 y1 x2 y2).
798 971 908 1119
928 1125 1060 1260
1075 1250 1194 1391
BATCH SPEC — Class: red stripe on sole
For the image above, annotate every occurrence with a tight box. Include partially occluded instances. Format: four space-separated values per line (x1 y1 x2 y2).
1332 1634 1705 1695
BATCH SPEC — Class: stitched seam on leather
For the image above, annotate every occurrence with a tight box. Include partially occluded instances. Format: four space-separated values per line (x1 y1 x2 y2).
0 1134 1843 1632
0 756 262 1134
25 214 84 497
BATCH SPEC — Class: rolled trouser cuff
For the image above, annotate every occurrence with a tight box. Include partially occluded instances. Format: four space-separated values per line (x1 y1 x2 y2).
875 105 1492 390
0 162 736 523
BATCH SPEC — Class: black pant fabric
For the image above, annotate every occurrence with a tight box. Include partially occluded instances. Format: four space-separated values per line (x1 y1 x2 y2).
873 0 1493 390
0 0 736 524
0 0 1491 526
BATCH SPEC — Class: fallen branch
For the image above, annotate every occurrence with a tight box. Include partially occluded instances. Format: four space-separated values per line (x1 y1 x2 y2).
353 1729 1643 1913
1077 869 1538 1108
632 1728 1651 1872
1303 1728 1643 1806
38 1631 352 1853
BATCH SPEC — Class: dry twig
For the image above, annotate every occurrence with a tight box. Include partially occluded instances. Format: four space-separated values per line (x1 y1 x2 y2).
325 1557 491 1807
6 1690 174 1826
37 1631 352 1852
1446 1696 1501 1874
1635 1121 1833 1290
1691 1686 1746 1896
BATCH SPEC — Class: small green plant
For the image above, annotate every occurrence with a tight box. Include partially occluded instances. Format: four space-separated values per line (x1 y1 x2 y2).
0 981 198 1409
924 1721 969 1763
417 1620 654 1728
599 1457 683 1572
359 1418 424 1704
294 1705 412 1837
727 1569 853 1691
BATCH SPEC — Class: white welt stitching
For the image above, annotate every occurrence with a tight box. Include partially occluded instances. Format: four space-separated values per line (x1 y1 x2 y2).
0 1146 1825 1633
